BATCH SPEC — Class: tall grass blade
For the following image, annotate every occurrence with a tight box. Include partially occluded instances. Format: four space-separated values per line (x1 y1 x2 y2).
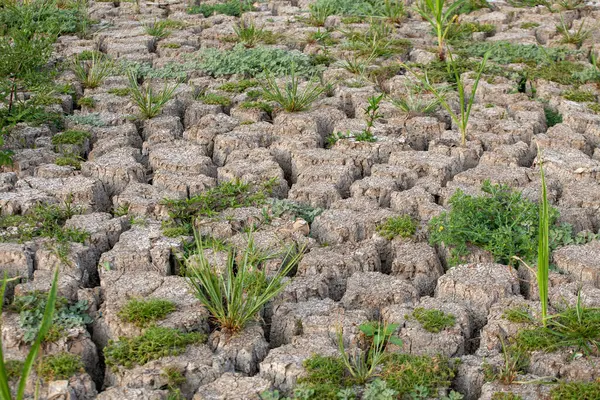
537 147 549 327
0 275 13 400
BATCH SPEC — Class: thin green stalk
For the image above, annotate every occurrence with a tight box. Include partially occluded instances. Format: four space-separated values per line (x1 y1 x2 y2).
537 147 549 327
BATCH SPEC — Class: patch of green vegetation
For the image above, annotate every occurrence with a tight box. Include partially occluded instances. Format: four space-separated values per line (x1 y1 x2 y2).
298 355 347 399
108 87 131 96
196 45 317 78
455 0 493 15
162 42 182 49
309 0 404 19
520 22 540 29
37 352 83 381
104 327 206 369
428 180 580 267
550 381 600 400
267 199 323 224
66 113 105 127
447 22 495 43
563 89 596 102
218 79 258 93
516 304 600 354
502 306 535 324
77 96 95 108
410 308 456 333
51 130 90 146
187 0 253 17
239 101 273 114
161 179 275 236
457 41 575 66
491 393 523 400
118 298 177 328
197 93 232 107
55 156 83 170
377 215 417 240
5 359 24 382
381 354 455 397
533 61 586 85
162 365 187 389
588 103 600 114
11 292 92 344
545 107 563 127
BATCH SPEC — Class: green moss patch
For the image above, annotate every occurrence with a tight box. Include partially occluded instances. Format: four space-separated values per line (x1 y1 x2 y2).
377 215 417 240
118 298 177 328
37 352 83 381
410 307 456 333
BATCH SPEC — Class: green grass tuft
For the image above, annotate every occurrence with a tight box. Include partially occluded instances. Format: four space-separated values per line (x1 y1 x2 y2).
410 308 456 333
37 352 83 381
118 298 177 328
51 130 90 145
550 381 600 400
377 215 417 240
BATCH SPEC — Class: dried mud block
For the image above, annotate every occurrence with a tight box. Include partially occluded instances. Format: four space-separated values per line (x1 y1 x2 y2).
288 182 342 209
113 182 171 219
82 148 145 198
0 243 34 279
142 115 184 149
96 388 169 400
388 240 444 296
65 212 129 256
341 271 419 314
435 263 520 328
194 373 272 400
553 240 600 288
208 324 269 375
149 141 215 175
479 382 551 400
390 186 444 222
213 122 274 167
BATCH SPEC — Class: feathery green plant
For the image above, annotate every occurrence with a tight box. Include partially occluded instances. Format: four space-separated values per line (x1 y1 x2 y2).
0 268 59 400
414 0 466 60
71 51 113 89
185 233 303 333
127 71 178 119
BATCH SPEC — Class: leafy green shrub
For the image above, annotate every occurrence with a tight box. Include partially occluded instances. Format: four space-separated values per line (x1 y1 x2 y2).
118 298 177 328
12 292 92 344
104 327 206 369
185 235 303 332
377 215 417 240
428 180 577 267
187 0 253 17
196 45 316 78
550 381 600 400
411 308 456 333
37 352 83 381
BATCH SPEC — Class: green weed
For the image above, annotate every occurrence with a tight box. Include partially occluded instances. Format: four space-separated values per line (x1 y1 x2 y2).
550 381 600 400
127 71 178 119
187 0 253 17
37 352 83 381
118 298 177 328
197 92 232 107
563 89 596 102
51 130 90 146
545 107 563 127
414 0 465 60
104 327 206 369
410 308 456 333
502 306 535 324
377 215 417 240
71 52 113 89
218 79 258 93
260 66 324 112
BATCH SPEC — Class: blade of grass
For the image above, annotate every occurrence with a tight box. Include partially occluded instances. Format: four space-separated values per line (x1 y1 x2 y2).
0 275 13 400
537 146 549 327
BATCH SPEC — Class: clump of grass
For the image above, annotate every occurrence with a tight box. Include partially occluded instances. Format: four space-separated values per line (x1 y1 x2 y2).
545 106 563 127
56 156 83 170
377 215 417 240
502 306 535 324
391 82 441 117
108 87 131 96
563 89 596 102
118 298 177 328
556 16 592 48
549 381 600 399
233 18 267 48
260 66 325 112
185 234 303 333
104 327 206 369
77 96 95 108
187 0 253 17
142 19 172 39
37 353 83 381
127 71 178 119
414 0 465 60
218 79 258 93
410 307 456 333
162 365 186 390
520 22 540 29
428 180 577 267
197 92 231 107
491 393 524 400
71 52 113 89
381 354 455 396
51 130 90 146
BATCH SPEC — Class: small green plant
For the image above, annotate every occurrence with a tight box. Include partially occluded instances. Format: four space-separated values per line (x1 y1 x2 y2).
117 298 177 328
411 308 456 333
563 89 596 102
339 53 374 76
127 71 178 119
520 22 540 29
55 156 83 169
363 379 397 400
549 381 600 399
71 52 113 89
267 199 323 224
308 1 335 26
382 0 406 23
77 96 95 108
37 352 83 381
556 16 592 48
502 306 535 324
491 392 524 400
142 19 172 39
218 79 258 93
197 92 232 107
0 268 59 400
544 106 563 127
557 0 586 9
377 215 417 240
363 93 383 137
260 66 325 112
162 365 187 390
51 130 90 146
233 17 265 48
391 82 441 117
537 150 550 326
381 354 455 396
104 327 206 369
185 234 303 333
407 50 489 145
414 0 465 60
66 113 105 126
344 23 410 59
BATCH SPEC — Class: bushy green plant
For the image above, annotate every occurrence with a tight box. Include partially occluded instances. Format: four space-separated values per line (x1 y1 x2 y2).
187 0 253 17
267 199 323 224
51 130 90 146
118 298 177 328
196 45 316 78
260 66 325 112
428 180 576 267
556 16 592 48
0 269 59 400
233 17 266 48
104 327 206 369
127 71 178 119
411 308 456 333
142 19 172 39
37 352 83 381
563 89 596 102
185 234 303 332
12 292 92 344
544 106 563 127
377 215 417 240
71 52 113 89
196 92 232 107
549 381 600 400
